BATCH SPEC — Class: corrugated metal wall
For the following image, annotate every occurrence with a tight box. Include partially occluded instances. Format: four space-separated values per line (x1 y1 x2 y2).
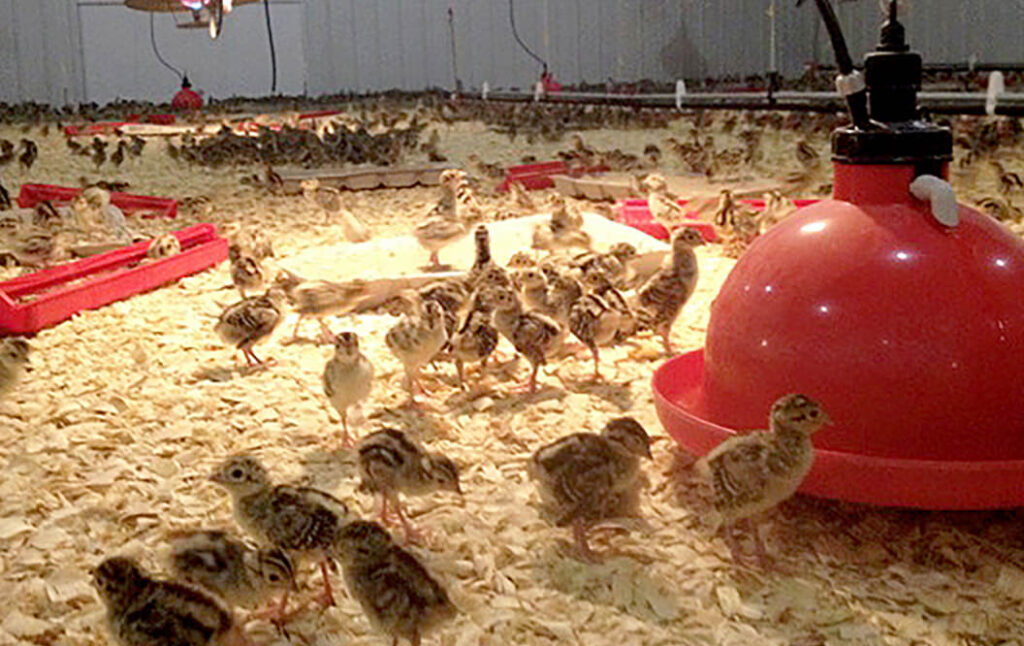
0 1 85 105
1 1 1022 105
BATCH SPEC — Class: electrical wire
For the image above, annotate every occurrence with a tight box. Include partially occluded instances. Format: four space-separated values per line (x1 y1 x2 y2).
149 13 183 80
448 6 461 92
263 0 278 94
508 0 547 70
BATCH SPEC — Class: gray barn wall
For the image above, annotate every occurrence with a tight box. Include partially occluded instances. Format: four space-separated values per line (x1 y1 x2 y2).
1 1 1022 106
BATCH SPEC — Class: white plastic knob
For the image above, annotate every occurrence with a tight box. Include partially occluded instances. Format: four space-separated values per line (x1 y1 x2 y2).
675 80 687 109
482 81 490 100
910 175 959 228
534 81 544 102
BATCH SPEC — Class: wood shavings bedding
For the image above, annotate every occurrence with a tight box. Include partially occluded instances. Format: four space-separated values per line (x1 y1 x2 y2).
1 114 1024 646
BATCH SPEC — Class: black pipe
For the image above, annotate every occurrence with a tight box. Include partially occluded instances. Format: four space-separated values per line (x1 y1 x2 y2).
471 90 1024 117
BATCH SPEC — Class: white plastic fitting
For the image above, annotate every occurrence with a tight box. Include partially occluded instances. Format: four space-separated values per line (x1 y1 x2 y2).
675 80 687 110
835 70 866 97
986 71 1005 117
910 175 959 227
482 81 490 101
533 81 544 102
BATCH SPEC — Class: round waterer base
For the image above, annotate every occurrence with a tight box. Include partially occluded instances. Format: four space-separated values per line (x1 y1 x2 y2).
653 349 1024 510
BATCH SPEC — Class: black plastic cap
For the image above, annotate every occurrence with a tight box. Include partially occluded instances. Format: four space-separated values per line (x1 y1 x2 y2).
832 122 952 165
831 5 952 165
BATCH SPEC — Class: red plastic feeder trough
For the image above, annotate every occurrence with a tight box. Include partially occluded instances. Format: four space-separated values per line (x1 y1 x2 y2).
17 184 178 219
497 161 611 192
63 114 176 137
615 197 821 243
0 224 226 335
654 9 1024 509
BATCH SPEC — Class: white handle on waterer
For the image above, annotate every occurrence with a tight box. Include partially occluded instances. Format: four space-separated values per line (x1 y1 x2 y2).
910 175 959 227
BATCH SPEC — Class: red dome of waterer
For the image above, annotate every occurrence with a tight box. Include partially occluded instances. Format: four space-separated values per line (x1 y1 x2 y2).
653 0 1024 509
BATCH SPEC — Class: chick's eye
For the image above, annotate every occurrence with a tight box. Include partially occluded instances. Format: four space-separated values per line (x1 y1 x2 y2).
267 573 279 582
230 468 244 479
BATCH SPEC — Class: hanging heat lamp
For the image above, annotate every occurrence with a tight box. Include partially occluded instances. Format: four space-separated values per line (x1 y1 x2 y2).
654 0 1024 509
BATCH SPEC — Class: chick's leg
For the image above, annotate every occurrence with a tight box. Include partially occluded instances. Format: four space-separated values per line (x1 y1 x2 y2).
314 558 336 607
659 325 674 356
747 518 771 570
509 360 542 394
317 320 336 345
393 495 429 546
572 519 600 563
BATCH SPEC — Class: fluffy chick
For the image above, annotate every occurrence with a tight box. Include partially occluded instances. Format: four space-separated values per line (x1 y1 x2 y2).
0 337 30 397
358 428 462 543
385 300 448 404
489 287 563 393
335 521 456 646
168 530 296 614
636 227 703 355
147 232 182 259
531 195 592 253
209 454 353 609
529 417 652 561
695 393 830 568
323 331 374 448
274 269 371 344
228 245 265 299
92 556 252 646
300 178 371 242
449 297 498 390
214 288 285 368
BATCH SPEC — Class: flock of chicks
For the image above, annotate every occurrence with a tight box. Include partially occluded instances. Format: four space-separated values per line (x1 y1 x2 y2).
0 305 831 646
43 164 822 646
14 101 1023 646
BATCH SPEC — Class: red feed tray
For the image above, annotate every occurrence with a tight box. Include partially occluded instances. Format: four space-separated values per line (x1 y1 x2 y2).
498 161 611 192
616 198 820 242
63 114 176 137
17 184 178 219
0 223 226 335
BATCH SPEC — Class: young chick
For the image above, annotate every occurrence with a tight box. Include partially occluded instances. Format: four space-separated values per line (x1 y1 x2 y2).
636 227 703 355
568 287 621 380
358 428 462 543
531 195 592 253
414 171 470 271
274 269 371 343
323 331 374 448
335 521 456 646
385 300 448 404
466 224 507 291
147 232 182 259
695 394 830 568
92 556 252 646
0 337 30 397
300 178 371 242
529 417 652 561
584 270 636 343
209 454 352 609
168 530 296 613
228 245 265 299
214 288 285 368
489 287 563 393
450 299 498 390
643 174 688 227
